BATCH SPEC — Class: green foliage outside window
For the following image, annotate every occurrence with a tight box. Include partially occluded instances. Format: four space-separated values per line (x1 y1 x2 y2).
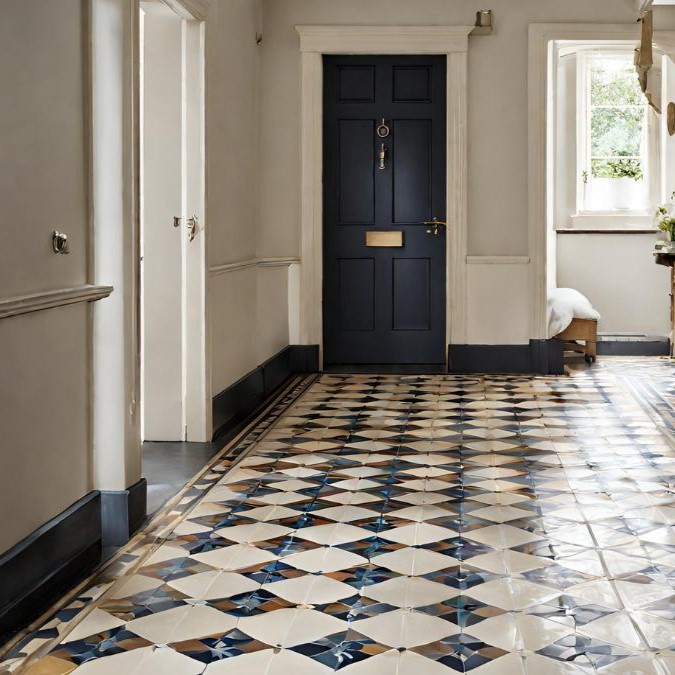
588 59 646 181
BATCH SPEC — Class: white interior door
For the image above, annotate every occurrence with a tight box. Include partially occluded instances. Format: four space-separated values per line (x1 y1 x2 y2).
141 2 207 442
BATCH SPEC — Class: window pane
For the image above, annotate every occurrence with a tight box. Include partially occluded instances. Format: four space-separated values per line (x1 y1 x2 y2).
590 60 643 107
590 107 643 159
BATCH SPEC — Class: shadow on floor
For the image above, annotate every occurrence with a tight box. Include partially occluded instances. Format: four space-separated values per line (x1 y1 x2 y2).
142 441 220 515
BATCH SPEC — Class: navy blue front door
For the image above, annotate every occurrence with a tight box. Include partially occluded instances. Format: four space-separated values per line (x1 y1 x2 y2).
323 55 447 367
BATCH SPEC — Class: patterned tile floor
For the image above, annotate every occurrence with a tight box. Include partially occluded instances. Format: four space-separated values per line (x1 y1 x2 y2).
4 361 675 674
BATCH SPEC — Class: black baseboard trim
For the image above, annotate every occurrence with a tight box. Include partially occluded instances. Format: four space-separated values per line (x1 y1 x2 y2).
448 340 564 375
100 478 147 547
212 345 319 441
324 364 446 374
0 492 102 644
596 339 670 356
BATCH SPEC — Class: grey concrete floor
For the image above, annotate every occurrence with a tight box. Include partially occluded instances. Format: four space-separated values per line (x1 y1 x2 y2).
142 441 220 515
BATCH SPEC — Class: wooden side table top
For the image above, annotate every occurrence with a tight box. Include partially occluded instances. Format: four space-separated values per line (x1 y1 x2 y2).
654 251 675 267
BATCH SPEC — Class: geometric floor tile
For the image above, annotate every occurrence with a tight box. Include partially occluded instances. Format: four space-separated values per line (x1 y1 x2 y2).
351 608 455 648
125 604 238 644
360 575 459 608
238 607 346 647
8 365 675 674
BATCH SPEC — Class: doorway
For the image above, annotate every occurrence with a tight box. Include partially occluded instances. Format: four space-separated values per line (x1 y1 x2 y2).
322 55 447 369
140 1 207 442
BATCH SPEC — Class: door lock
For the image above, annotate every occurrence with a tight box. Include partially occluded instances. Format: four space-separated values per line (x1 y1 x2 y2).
423 217 448 236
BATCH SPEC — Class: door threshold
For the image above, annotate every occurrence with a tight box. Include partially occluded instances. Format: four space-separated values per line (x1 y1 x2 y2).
324 364 447 374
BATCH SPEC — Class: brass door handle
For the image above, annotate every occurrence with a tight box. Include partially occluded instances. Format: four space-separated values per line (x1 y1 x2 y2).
423 217 448 235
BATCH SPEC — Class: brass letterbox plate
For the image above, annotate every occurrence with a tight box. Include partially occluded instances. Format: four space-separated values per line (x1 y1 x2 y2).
366 231 403 247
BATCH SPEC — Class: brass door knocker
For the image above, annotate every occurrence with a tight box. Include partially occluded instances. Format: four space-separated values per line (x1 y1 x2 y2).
376 118 390 138
378 143 388 170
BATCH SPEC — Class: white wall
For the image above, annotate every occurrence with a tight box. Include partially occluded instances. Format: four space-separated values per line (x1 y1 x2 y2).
206 0 291 397
257 0 675 344
0 0 92 552
557 235 671 335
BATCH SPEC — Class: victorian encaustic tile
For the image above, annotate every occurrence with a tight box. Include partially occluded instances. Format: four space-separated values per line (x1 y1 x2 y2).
2 360 675 674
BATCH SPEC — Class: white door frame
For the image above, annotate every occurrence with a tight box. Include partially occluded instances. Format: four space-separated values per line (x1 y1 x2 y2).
296 26 473 368
528 23 675 340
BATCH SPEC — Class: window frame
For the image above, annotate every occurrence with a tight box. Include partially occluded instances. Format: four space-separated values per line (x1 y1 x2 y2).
564 45 663 231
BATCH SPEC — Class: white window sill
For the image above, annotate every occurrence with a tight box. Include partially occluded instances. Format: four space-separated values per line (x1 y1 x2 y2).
561 212 657 232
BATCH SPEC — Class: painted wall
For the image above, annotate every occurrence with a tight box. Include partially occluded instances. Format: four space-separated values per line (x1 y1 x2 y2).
0 0 92 552
557 235 671 335
258 0 675 344
207 0 291 396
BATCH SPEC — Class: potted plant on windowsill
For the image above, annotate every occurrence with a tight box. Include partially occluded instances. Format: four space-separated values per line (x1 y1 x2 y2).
654 192 675 253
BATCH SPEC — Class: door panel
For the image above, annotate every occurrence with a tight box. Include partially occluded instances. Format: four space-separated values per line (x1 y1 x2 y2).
339 258 375 331
142 7 184 440
393 120 432 224
339 120 375 224
323 56 446 366
393 258 431 331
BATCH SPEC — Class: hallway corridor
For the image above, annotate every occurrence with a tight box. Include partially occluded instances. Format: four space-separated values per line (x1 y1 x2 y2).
3 363 675 674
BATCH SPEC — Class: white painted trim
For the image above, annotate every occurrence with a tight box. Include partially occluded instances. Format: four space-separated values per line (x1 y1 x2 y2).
209 257 300 276
258 256 302 268
296 25 473 54
467 256 531 265
0 285 113 320
528 24 666 340
161 0 208 21
296 25 472 362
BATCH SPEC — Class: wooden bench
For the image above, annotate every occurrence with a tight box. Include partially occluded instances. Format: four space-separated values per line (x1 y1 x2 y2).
555 318 598 364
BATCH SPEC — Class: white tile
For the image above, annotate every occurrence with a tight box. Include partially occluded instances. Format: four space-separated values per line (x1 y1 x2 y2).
239 608 346 647
126 605 238 644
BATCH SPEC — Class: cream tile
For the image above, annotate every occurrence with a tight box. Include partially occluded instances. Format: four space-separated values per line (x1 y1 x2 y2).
466 578 560 610
106 574 164 600
466 550 553 574
126 605 237 644
263 573 356 605
191 544 277 571
294 523 371 545
313 505 380 522
386 504 454 521
371 547 458 575
336 649 450 674
464 524 542 549
214 522 293 543
75 646 205 674
166 570 259 600
281 546 368 573
352 608 453 648
630 610 675 650
237 505 299 521
578 611 644 650
378 522 456 546
614 580 675 610
565 579 621 610
203 648 331 674
239 607 346 647
62 609 126 644
361 575 459 608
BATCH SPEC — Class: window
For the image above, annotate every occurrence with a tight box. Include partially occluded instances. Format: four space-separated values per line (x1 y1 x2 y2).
577 51 657 216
